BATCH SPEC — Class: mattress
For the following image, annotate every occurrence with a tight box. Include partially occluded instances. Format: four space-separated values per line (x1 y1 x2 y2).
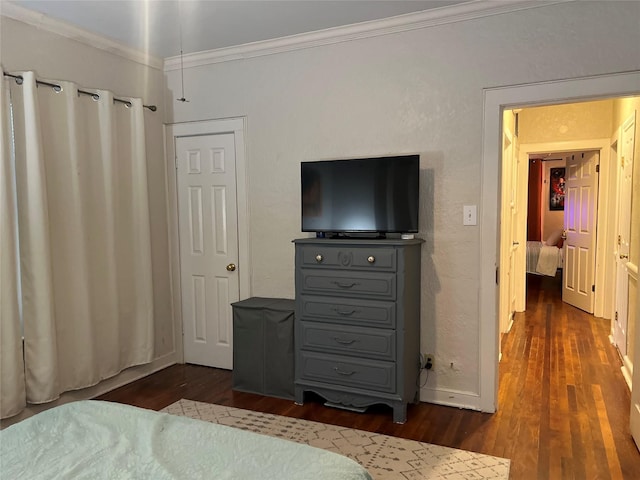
0 400 372 480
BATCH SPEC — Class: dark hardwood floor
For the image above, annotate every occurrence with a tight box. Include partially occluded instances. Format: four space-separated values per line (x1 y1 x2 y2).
98 273 640 479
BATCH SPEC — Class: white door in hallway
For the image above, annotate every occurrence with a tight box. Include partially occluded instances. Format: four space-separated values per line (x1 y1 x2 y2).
499 123 520 342
613 113 634 358
176 133 239 369
625 112 640 452
562 151 599 313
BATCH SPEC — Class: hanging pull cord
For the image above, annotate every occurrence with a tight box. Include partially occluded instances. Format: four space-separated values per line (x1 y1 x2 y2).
177 0 189 103
177 47 188 103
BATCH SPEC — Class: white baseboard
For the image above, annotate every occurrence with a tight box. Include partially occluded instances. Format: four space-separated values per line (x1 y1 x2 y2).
420 386 483 411
621 355 633 391
609 335 633 391
506 316 514 333
1 352 178 428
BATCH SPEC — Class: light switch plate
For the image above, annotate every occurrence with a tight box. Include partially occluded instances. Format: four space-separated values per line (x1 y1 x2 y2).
463 205 477 226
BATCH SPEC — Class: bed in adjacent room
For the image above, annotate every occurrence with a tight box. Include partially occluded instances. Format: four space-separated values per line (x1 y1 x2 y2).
526 230 564 277
0 400 372 480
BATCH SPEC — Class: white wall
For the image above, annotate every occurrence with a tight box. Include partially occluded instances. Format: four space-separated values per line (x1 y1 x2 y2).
164 1 640 403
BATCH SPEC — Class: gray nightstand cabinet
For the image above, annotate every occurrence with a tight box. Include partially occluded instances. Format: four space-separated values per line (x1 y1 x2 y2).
293 238 423 423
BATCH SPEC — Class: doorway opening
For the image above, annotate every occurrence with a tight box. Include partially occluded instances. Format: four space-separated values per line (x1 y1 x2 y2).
499 98 637 392
493 91 639 449
479 71 640 415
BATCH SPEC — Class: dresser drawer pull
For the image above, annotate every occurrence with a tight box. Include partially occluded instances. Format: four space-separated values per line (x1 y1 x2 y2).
334 367 357 376
331 281 360 289
315 254 323 263
333 337 357 345
367 255 375 263
334 308 359 316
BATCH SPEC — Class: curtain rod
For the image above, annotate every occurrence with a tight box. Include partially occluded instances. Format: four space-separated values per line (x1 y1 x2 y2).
3 72 157 112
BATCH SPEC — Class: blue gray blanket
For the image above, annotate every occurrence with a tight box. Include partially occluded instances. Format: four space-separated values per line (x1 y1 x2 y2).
0 400 372 479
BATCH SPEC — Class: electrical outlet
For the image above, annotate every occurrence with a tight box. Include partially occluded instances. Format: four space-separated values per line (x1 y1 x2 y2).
425 354 434 370
420 353 434 370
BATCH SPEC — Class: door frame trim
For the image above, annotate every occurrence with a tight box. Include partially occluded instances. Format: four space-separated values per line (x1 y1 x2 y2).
165 117 251 363
480 71 640 413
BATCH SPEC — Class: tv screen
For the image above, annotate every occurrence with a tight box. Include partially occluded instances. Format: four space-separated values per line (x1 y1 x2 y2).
301 155 419 234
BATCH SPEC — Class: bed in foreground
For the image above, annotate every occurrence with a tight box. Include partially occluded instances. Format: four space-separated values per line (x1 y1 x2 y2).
0 400 372 480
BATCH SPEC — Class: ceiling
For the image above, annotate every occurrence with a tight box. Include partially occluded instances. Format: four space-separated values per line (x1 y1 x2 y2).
8 0 471 59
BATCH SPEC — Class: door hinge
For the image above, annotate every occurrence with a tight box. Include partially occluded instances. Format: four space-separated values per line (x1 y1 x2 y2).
496 266 499 285
618 235 622 246
615 311 618 322
595 164 599 173
592 285 595 292
175 155 178 170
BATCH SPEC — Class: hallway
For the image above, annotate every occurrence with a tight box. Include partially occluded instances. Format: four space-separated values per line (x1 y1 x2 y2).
499 273 638 478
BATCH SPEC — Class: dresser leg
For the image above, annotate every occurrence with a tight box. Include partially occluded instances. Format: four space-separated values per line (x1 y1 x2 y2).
294 387 304 406
393 403 407 424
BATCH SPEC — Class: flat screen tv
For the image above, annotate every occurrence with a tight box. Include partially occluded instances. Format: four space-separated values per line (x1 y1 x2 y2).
301 155 419 236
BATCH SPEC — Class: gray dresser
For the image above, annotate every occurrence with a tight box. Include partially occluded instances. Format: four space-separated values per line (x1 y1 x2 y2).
293 238 423 423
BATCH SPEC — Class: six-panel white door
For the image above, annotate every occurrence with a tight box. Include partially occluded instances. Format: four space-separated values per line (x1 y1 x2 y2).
176 133 239 369
613 113 635 358
562 151 599 313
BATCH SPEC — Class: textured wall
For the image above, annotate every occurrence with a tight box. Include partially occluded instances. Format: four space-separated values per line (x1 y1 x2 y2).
165 1 640 398
519 100 613 144
1 17 175 358
163 1 640 399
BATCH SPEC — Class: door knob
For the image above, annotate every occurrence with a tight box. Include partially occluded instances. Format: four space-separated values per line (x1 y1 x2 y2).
226 263 236 272
620 254 629 260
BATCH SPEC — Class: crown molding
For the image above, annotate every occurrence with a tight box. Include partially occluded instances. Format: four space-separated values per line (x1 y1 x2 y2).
164 0 571 72
1 2 164 71
1 0 570 73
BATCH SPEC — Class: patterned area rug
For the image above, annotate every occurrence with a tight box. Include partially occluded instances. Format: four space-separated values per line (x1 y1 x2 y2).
162 399 510 480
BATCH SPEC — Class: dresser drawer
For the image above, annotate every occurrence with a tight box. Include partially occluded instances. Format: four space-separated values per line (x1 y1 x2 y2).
300 270 396 300
300 296 396 329
299 245 396 272
300 322 395 361
299 352 395 393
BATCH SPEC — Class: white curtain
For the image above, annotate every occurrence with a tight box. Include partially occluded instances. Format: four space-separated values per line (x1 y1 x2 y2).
1 71 153 416
1 78 27 418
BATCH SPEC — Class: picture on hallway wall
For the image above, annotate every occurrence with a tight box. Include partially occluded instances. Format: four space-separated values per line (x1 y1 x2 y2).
549 167 565 211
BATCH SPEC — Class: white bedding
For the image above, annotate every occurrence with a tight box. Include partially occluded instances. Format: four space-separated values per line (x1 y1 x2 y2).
0 400 372 480
526 241 563 277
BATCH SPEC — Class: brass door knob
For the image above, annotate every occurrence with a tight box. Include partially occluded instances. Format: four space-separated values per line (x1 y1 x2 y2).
226 263 236 272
